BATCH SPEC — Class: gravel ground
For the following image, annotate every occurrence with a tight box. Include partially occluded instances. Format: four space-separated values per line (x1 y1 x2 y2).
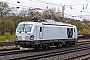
39 49 90 60
0 42 14 46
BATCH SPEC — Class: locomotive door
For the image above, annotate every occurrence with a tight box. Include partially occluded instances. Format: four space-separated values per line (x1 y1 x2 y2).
67 28 73 38
39 27 43 39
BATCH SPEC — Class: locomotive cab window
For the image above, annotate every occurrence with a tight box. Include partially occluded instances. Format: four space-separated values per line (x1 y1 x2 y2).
40 27 42 32
25 24 32 32
17 24 32 32
74 29 75 32
17 24 24 32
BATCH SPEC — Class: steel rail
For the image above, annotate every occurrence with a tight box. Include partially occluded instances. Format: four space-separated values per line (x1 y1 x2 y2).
0 48 19 51
82 57 90 60
9 46 90 60
65 53 90 60
0 42 89 56
0 49 32 56
0 43 87 57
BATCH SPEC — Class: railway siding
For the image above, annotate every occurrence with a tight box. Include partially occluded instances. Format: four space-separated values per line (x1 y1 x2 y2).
5 43 90 60
0 41 89 60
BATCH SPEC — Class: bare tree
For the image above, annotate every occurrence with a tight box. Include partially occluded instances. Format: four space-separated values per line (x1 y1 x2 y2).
19 10 28 17
42 8 61 21
0 2 11 17
82 18 90 25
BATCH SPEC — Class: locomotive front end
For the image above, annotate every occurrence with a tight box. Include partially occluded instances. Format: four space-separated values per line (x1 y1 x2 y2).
14 22 35 48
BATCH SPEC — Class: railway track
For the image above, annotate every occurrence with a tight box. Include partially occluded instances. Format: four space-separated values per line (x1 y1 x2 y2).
65 53 90 60
0 42 89 56
0 49 32 56
0 48 19 51
83 57 90 60
8 46 90 60
0 41 89 60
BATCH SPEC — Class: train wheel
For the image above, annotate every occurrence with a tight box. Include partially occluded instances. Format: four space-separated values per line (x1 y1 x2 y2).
34 45 39 50
57 43 62 47
72 41 76 45
61 42 66 47
47 44 50 49
42 44 50 49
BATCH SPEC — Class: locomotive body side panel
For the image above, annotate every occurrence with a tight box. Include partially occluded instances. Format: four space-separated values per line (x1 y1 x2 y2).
42 25 68 40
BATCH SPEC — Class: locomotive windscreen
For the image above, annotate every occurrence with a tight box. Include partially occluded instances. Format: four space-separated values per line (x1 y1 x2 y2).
25 24 32 32
17 24 32 32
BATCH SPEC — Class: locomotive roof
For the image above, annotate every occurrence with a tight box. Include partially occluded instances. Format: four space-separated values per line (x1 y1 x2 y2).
18 20 75 27
18 22 35 25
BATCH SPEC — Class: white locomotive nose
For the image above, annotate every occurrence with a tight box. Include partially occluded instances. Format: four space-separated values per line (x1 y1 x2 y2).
16 34 31 41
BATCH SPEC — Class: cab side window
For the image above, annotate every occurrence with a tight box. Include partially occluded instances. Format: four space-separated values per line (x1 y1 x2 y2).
40 27 42 32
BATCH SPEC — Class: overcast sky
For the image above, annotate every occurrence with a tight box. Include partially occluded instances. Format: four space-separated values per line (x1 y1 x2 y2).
1 0 90 20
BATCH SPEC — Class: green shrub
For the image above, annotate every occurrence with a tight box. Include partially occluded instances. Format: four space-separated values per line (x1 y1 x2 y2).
4 32 11 39
0 36 6 42
0 32 16 42
9 35 16 41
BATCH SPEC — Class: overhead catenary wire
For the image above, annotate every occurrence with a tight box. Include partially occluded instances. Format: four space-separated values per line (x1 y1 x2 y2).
30 0 62 6
10 0 89 12
6 0 90 20
29 0 90 14
85 0 90 2
65 6 90 14
30 0 89 6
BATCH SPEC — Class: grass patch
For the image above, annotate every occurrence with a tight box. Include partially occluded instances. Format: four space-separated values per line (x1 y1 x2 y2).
0 33 15 42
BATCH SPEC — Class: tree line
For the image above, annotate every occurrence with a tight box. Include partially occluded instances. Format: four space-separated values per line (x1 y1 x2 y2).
0 1 90 35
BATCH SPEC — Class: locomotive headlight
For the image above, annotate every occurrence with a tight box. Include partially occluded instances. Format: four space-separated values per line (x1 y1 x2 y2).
30 35 34 40
16 36 18 40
